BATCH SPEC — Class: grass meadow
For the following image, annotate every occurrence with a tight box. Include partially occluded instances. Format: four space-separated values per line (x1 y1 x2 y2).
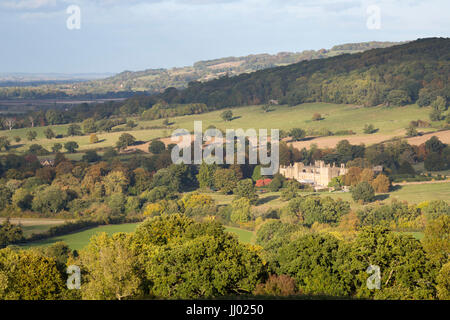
1 102 436 154
22 222 255 250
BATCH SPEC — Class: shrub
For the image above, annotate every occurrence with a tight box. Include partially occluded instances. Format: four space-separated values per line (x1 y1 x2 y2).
351 181 375 203
253 275 297 296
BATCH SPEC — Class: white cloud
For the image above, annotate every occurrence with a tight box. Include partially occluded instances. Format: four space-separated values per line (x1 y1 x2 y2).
1 0 58 10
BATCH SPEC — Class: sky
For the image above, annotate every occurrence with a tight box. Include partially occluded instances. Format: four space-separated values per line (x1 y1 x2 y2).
0 0 449 74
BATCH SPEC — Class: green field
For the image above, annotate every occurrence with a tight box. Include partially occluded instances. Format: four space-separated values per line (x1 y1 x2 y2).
389 182 450 203
2 102 435 154
395 231 425 240
23 223 140 251
22 222 255 250
224 226 255 244
21 224 61 237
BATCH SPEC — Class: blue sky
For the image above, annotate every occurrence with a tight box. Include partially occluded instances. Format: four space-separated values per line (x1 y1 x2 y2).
0 0 449 74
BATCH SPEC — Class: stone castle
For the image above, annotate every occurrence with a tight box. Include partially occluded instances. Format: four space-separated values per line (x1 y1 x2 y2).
279 161 348 187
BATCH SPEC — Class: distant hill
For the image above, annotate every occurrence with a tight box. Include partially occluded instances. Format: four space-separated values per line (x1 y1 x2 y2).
0 41 403 99
154 38 449 109
94 41 403 93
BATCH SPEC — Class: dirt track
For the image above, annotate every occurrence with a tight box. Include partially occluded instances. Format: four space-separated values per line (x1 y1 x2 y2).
393 179 450 186
0 218 68 226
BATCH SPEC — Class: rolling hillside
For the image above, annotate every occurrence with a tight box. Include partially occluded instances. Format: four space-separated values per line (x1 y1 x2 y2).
0 41 401 99
156 38 449 109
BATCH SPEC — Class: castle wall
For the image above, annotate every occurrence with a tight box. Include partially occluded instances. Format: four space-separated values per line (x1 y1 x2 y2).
279 161 348 187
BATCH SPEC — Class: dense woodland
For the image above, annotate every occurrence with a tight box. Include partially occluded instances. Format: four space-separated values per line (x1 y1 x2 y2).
156 38 450 109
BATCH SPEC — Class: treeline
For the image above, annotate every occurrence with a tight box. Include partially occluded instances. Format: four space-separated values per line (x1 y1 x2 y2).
0 96 208 130
0 87 133 100
0 212 448 300
278 135 450 174
152 38 449 109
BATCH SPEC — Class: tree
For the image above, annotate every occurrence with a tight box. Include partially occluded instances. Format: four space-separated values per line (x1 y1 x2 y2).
424 152 447 171
0 220 24 248
3 118 15 131
363 124 377 134
28 144 49 155
234 179 258 205
140 227 264 298
90 133 99 144
26 130 37 141
82 118 97 134
77 232 143 300
386 89 411 106
425 136 446 153
214 168 238 194
67 124 82 136
103 171 129 195
328 176 343 189
82 150 101 163
251 165 262 182
0 137 10 151
275 234 345 296
116 133 136 150
131 168 152 194
269 173 285 192
253 274 297 296
197 162 217 189
436 262 450 300
11 188 33 211
359 168 374 182
289 128 306 141
351 181 375 203
32 185 68 213
126 120 137 128
230 198 253 223
339 227 434 299
281 180 301 201
343 167 362 186
371 174 390 193
181 193 214 214
44 127 55 139
262 104 271 113
429 108 444 121
52 143 62 153
148 140 166 154
103 147 118 158
0 185 12 210
221 110 233 122
64 141 79 153
422 215 449 266
405 125 419 137
0 248 66 300
431 96 448 112
151 164 196 193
